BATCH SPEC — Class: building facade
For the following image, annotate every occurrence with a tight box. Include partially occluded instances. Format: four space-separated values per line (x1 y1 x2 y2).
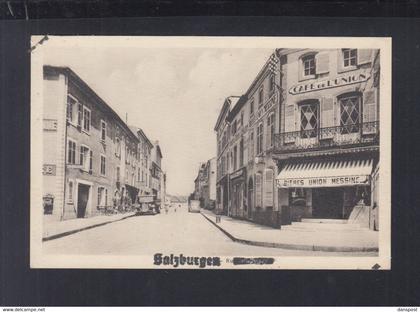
130 126 153 196
244 53 282 225
214 98 234 215
273 48 380 230
150 141 163 202
42 65 149 222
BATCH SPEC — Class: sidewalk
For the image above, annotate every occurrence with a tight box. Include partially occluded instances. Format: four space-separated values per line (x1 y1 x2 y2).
43 212 136 241
201 210 378 252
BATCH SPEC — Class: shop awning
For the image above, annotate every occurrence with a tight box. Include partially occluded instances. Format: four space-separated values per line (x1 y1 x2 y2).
276 159 373 188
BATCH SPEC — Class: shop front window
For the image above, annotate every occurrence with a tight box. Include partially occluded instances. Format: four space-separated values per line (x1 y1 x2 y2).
300 102 318 138
289 188 306 206
340 95 361 133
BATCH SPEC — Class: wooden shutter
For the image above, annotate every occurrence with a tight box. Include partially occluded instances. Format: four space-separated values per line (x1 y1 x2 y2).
255 173 262 208
284 104 296 143
316 52 329 74
363 90 378 134
357 49 372 65
264 169 274 207
89 150 93 173
320 97 335 139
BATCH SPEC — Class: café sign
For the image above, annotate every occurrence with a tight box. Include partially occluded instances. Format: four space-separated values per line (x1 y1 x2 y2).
289 72 370 95
277 175 370 188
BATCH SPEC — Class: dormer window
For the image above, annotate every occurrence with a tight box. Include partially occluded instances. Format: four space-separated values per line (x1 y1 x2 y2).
343 49 357 67
302 54 316 77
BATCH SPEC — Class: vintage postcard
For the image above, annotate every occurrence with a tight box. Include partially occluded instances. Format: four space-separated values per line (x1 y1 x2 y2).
30 36 391 269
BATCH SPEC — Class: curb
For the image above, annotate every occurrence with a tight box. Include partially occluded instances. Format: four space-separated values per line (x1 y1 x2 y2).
42 213 136 242
200 212 378 253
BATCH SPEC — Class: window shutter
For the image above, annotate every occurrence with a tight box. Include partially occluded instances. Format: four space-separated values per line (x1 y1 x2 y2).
357 49 372 65
264 169 274 207
284 104 295 143
315 53 329 74
320 97 335 139
363 90 378 134
255 173 262 208
89 150 93 173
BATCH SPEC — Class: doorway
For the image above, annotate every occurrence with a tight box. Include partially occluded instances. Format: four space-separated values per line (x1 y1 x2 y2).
248 177 254 219
312 188 344 219
77 183 90 218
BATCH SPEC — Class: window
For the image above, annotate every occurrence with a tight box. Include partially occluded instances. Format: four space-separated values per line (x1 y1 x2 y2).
77 103 83 127
100 155 106 176
267 113 275 147
67 139 76 164
126 169 129 182
82 107 91 132
79 145 90 171
67 180 74 202
233 146 238 171
300 102 318 138
116 166 120 182
343 49 357 67
98 187 104 206
115 138 121 157
340 94 361 133
257 123 264 155
249 131 254 159
258 87 264 107
302 54 316 76
240 112 244 127
239 139 244 167
250 99 254 115
67 96 77 123
101 120 106 141
289 188 306 206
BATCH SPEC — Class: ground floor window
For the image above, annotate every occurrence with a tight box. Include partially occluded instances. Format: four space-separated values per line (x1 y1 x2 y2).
67 180 74 203
289 188 306 206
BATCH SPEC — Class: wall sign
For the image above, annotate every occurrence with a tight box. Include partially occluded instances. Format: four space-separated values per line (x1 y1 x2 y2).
289 72 370 95
230 168 245 180
43 119 58 131
277 175 370 188
43 164 56 176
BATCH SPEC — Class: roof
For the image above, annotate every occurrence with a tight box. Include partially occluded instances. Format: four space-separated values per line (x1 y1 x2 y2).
128 125 154 149
154 143 163 159
226 94 247 122
214 97 233 131
44 65 139 143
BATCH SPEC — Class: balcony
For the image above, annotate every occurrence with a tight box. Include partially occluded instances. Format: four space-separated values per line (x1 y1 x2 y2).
273 121 379 155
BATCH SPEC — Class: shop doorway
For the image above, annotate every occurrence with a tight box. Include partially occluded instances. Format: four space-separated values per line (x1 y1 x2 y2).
77 183 90 218
312 188 344 219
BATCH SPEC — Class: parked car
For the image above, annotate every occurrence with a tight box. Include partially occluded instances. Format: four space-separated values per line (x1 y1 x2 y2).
188 200 201 213
136 195 157 216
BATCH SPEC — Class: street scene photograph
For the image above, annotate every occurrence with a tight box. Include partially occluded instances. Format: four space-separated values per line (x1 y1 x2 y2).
30 36 391 269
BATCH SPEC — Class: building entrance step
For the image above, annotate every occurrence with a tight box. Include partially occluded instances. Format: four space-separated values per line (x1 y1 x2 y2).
300 218 348 224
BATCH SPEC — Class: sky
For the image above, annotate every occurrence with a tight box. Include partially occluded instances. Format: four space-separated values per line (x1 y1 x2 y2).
40 37 273 196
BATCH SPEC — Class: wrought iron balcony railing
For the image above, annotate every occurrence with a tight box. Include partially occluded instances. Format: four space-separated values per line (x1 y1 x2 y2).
274 121 379 154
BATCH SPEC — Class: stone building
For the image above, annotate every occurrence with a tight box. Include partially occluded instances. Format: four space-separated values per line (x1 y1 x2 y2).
42 65 140 221
273 48 380 230
150 140 163 202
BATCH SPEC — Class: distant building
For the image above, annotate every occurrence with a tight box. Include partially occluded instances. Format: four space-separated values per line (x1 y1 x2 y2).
150 140 163 203
129 126 154 196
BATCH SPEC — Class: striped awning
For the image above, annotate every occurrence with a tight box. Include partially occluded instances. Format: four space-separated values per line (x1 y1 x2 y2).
276 159 373 188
